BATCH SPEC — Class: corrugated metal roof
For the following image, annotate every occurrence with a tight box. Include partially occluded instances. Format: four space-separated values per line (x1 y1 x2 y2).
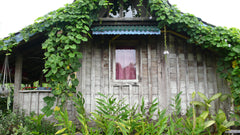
2 33 34 49
92 26 161 35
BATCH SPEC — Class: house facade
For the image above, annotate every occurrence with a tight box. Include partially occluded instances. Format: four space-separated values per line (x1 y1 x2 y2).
0 0 230 118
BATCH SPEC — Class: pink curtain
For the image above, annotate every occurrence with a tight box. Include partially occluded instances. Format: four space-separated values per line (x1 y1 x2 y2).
116 48 136 80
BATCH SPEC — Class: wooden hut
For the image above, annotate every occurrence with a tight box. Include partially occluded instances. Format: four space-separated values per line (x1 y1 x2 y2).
0 0 230 117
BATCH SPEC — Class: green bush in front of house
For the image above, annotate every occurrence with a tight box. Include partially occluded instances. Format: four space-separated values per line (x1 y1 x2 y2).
53 91 235 135
0 91 235 134
0 111 57 135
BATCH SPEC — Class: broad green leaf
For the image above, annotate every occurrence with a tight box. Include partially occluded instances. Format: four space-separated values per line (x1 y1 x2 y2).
192 91 196 99
209 93 222 103
191 101 205 106
224 121 235 128
84 25 89 31
82 37 88 42
203 120 215 129
206 103 211 108
220 94 229 102
76 34 82 40
216 112 226 124
55 128 66 134
197 92 208 102
70 45 76 49
199 111 209 119
55 123 65 126
69 53 75 57
232 46 240 53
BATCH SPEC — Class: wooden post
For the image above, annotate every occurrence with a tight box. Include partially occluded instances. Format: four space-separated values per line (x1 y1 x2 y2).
39 71 43 87
13 52 23 110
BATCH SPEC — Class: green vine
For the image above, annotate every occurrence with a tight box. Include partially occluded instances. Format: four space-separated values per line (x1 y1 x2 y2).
149 0 240 109
0 0 239 115
0 0 109 115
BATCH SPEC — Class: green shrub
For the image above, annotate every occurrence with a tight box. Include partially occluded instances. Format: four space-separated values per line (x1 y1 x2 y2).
0 111 27 135
0 97 8 111
28 112 57 135
46 91 235 135
0 111 56 135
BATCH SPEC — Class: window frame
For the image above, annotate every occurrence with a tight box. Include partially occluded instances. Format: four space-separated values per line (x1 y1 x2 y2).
112 41 139 83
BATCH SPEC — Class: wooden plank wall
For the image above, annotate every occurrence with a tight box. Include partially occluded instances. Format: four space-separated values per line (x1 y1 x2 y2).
18 90 52 115
16 34 230 118
18 90 76 120
77 34 230 114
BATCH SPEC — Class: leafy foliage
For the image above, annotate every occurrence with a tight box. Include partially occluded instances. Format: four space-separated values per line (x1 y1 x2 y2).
212 109 235 135
0 111 56 135
54 108 78 135
148 0 240 109
72 92 89 135
191 92 222 112
51 91 233 135
0 91 231 134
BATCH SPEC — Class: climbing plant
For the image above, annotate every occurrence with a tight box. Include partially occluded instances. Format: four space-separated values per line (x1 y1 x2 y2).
149 0 240 109
0 0 240 115
1 0 109 115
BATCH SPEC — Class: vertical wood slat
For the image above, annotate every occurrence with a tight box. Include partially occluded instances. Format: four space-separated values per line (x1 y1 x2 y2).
212 54 219 111
161 41 168 108
103 42 109 95
108 41 111 95
91 40 95 112
100 43 104 95
37 92 40 115
19 92 23 110
193 48 199 100
82 44 86 96
139 41 143 83
139 43 143 111
95 44 101 96
14 52 23 109
175 39 180 94
22 93 26 112
157 39 161 109
184 42 189 108
147 40 152 103
166 35 171 107
129 85 132 107
160 39 167 109
29 92 32 114
139 41 143 103
77 46 83 93
203 53 209 97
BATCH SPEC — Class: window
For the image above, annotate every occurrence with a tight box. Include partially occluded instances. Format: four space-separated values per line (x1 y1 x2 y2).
102 0 149 18
109 6 138 18
115 47 136 80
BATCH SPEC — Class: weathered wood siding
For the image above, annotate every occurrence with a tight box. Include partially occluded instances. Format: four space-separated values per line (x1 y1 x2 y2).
18 90 51 115
18 90 76 120
16 33 230 117
77 34 230 114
